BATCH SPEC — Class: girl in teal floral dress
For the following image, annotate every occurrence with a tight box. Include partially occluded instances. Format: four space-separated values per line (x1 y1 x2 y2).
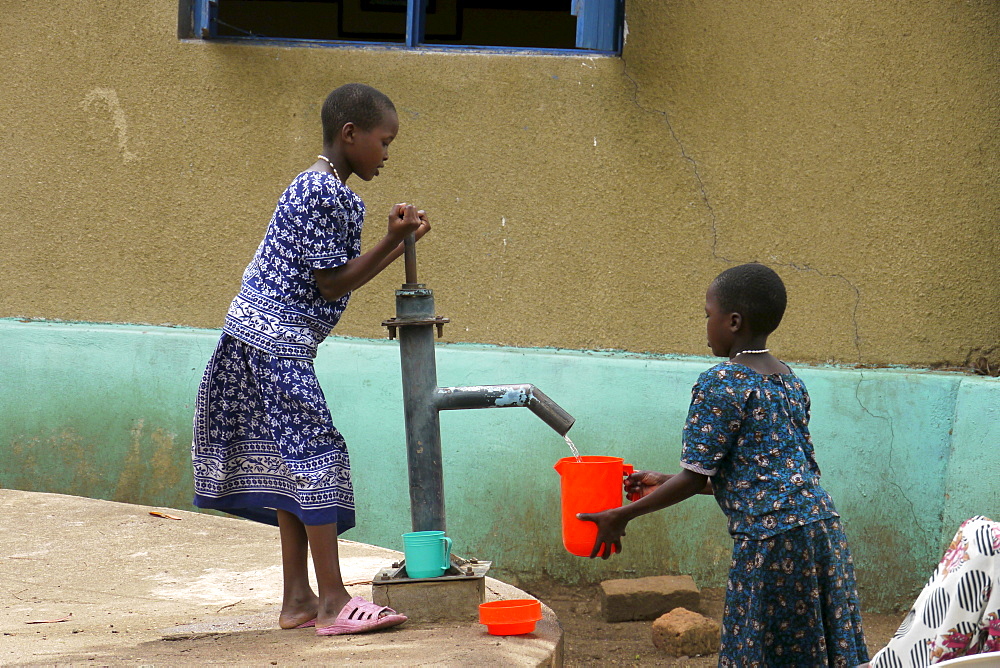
580 263 869 667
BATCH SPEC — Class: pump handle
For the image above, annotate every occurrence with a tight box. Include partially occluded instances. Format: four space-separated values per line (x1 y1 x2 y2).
403 233 418 285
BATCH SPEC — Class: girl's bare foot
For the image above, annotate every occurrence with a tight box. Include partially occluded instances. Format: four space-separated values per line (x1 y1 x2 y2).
314 591 353 629
279 592 320 629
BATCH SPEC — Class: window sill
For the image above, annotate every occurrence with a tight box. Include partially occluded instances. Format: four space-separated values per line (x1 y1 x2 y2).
179 36 620 57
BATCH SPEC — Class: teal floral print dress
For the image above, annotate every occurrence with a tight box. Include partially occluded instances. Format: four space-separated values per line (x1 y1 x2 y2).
680 362 869 667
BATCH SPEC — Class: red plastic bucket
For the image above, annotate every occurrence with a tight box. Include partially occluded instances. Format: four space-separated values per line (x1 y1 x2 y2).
554 456 633 557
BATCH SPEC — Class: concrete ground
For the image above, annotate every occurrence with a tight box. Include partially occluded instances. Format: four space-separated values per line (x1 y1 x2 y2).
1 490 562 666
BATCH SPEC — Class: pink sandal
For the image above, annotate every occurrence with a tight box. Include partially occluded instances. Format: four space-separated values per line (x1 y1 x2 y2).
315 596 408 636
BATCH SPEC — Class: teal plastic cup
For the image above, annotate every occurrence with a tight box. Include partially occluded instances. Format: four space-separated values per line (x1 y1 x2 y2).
402 531 453 579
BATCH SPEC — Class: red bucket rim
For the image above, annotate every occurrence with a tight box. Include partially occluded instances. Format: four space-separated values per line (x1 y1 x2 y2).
555 455 624 464
479 599 540 607
479 599 542 624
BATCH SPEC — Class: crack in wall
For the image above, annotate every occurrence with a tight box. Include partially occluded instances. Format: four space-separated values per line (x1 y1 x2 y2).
615 54 925 532
619 64 725 263
852 370 923 531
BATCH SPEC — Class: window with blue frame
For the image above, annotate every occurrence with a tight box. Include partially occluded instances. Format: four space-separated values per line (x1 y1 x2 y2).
187 0 623 53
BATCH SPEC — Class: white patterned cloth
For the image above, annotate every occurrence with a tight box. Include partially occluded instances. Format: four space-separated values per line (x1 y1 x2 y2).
224 170 364 359
192 335 355 528
871 516 1000 666
191 170 364 528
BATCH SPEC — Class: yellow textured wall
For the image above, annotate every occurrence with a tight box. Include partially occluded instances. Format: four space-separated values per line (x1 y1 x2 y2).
1 1 996 367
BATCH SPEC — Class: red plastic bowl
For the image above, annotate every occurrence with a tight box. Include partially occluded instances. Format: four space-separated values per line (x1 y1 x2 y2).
478 599 543 635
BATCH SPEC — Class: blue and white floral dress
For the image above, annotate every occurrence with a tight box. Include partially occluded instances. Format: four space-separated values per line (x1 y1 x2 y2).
192 170 364 530
680 361 869 667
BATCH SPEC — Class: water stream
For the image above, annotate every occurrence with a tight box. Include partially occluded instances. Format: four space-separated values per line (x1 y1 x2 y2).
564 434 582 462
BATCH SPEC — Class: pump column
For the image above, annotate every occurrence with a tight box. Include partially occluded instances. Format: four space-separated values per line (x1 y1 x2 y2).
394 285 446 532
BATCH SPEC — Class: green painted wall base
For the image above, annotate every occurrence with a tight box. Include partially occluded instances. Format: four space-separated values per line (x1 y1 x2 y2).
2 319 997 612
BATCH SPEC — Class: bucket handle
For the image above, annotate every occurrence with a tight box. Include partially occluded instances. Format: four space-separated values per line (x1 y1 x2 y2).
622 463 637 501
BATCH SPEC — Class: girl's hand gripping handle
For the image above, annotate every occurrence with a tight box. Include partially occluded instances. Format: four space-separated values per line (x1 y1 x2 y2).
389 203 430 243
625 470 670 502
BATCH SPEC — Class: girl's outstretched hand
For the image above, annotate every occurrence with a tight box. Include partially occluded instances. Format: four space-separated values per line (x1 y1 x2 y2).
576 508 628 560
625 470 670 502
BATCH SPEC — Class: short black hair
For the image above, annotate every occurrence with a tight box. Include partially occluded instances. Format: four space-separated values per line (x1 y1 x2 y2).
321 83 396 145
711 263 787 335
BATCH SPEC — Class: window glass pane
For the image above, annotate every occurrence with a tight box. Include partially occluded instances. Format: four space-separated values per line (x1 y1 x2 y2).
215 0 406 43
421 1 576 50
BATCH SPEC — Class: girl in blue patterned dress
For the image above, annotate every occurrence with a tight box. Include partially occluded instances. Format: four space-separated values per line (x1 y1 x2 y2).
192 84 427 636
580 263 870 667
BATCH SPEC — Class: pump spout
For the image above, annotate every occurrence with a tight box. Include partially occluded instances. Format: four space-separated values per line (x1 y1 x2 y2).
435 384 575 436
525 386 576 436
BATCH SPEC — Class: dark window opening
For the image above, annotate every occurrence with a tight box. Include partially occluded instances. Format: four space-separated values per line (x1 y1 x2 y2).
191 0 623 53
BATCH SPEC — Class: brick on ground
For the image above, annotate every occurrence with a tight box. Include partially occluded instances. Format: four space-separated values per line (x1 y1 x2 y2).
599 575 701 622
651 607 721 657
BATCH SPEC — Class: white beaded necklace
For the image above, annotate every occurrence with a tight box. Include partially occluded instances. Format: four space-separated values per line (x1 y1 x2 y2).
317 155 341 182
738 348 770 354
